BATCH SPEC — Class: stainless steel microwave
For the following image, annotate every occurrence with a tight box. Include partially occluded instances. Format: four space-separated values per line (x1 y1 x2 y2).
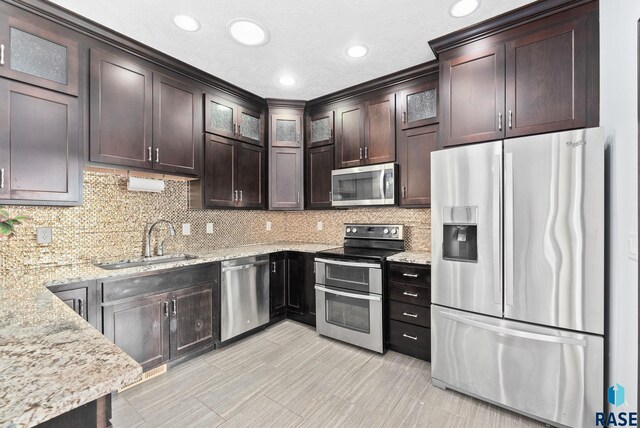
331 163 397 207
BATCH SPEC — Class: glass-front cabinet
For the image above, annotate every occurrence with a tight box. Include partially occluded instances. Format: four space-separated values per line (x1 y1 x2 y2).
271 113 301 147
0 14 79 96
306 109 334 147
205 93 264 146
399 80 438 130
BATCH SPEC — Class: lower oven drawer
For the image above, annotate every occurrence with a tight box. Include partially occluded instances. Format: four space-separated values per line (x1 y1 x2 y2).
389 301 430 327
388 319 430 361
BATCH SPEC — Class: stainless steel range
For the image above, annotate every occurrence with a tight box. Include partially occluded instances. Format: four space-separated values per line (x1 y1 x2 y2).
314 224 404 353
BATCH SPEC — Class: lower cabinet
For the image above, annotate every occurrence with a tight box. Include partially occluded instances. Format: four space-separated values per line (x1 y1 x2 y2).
50 280 98 329
269 252 316 326
269 253 287 319
387 262 431 361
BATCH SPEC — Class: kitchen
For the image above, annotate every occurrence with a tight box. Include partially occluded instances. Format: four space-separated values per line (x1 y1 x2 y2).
0 1 637 426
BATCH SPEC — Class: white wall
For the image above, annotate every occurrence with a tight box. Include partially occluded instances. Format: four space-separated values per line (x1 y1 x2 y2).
600 0 639 411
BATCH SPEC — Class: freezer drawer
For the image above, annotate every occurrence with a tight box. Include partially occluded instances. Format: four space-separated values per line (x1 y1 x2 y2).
431 305 603 428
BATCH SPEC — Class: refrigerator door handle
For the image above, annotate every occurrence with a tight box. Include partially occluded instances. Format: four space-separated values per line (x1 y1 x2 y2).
440 311 587 347
504 152 514 306
492 153 502 305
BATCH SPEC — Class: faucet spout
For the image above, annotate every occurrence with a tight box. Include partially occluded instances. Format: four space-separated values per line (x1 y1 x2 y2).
146 220 177 257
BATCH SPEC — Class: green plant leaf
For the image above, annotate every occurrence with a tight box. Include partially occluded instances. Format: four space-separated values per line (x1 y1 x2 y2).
0 223 14 235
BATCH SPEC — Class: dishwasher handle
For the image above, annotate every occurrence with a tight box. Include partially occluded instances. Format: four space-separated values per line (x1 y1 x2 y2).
222 260 269 272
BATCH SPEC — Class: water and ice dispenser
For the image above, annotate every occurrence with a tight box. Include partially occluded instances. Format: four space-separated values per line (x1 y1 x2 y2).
442 206 478 262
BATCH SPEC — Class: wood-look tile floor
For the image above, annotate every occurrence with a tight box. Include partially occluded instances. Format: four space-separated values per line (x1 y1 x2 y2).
112 320 546 428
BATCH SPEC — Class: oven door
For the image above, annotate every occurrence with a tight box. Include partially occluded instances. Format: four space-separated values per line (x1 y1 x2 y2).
315 284 383 353
315 257 382 294
331 163 396 207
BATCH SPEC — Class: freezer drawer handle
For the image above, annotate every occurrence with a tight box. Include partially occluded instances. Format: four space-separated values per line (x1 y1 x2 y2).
402 333 418 341
402 273 418 278
315 285 381 302
440 311 587 347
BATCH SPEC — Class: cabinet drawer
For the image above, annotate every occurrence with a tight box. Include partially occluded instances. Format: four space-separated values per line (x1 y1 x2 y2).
388 282 430 307
388 320 430 361
388 263 430 286
389 301 430 328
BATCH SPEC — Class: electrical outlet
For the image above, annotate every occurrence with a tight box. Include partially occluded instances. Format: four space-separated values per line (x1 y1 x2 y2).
182 223 191 236
266 221 272 231
36 227 52 244
317 221 323 231
206 223 214 234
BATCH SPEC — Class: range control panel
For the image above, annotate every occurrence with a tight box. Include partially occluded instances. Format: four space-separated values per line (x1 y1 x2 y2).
344 224 404 240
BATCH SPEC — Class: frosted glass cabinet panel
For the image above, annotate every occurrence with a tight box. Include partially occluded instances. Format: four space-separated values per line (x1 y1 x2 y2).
307 110 334 147
271 113 302 147
399 80 438 130
0 15 79 95
204 93 264 146
238 107 263 146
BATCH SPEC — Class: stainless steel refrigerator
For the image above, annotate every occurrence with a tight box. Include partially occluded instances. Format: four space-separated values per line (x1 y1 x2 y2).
430 127 604 428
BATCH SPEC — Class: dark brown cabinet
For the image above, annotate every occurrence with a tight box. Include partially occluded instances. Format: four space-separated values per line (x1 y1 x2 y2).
305 144 334 209
269 253 287 319
171 284 214 359
270 147 302 210
399 80 438 130
335 103 364 168
0 79 81 205
286 252 304 314
269 252 316 325
397 125 438 207
236 142 265 208
50 280 98 329
271 113 302 147
90 49 201 175
306 110 334 148
303 253 316 321
204 93 264 147
0 14 79 96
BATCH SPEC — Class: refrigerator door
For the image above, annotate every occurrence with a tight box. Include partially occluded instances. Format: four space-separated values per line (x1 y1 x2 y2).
431 141 502 317
503 127 604 334
431 305 604 428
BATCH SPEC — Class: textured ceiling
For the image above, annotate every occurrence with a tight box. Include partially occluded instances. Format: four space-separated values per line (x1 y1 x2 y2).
48 0 535 100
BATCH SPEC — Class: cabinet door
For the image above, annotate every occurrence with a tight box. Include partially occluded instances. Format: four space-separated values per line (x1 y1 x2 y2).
103 293 171 371
171 283 213 358
0 79 80 204
236 143 264 208
303 253 316 320
271 113 302 147
364 92 396 165
204 93 238 139
270 148 302 210
440 44 505 146
307 110 334 148
0 15 79 96
287 253 304 314
53 288 88 320
237 105 264 147
397 125 438 207
270 253 287 318
305 144 334 209
89 49 153 169
153 73 201 175
335 103 364 168
399 81 438 130
505 16 588 137
203 135 236 208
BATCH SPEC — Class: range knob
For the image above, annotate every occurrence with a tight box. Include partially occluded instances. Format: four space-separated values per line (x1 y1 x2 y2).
383 228 389 234
392 229 398 235
346 227 352 233
352 228 358 233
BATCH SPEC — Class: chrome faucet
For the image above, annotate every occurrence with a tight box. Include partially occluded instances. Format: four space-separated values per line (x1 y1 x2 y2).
145 220 176 257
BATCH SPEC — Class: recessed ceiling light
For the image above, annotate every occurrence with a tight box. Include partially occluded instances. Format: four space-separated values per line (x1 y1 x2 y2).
279 75 295 86
227 18 269 46
346 45 368 58
173 15 200 32
450 0 479 17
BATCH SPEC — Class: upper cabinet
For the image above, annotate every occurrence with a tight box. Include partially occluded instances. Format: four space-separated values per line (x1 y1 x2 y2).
304 108 335 210
271 113 302 148
205 93 264 147
90 49 201 175
437 2 598 146
399 80 438 130
335 91 395 169
0 14 79 96
306 110 334 148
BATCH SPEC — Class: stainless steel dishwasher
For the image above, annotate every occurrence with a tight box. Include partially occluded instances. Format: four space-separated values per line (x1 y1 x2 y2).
220 255 270 342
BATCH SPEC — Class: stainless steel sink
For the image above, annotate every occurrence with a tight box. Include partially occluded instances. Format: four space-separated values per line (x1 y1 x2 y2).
94 255 199 270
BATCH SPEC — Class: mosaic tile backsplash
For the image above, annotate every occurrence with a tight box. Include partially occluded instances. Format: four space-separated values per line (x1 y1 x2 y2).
0 171 430 272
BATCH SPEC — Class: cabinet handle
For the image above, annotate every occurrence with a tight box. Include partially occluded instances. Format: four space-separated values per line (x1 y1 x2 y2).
234 190 238 202
171 299 177 315
402 273 418 278
0 168 4 189
329 191 332 202
498 112 503 131
271 262 276 273
403 333 418 341
234 122 238 135
359 147 363 160
78 298 84 318
163 301 169 317
403 312 418 318
297 192 300 204
329 128 333 142
364 147 368 159
402 110 407 123
147 146 152 161
239 190 243 202
155 148 160 163
297 133 300 144
403 291 419 297
402 186 407 199
508 110 513 129
0 44 4 66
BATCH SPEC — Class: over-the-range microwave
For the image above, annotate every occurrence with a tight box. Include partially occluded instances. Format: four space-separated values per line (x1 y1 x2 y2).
331 162 397 207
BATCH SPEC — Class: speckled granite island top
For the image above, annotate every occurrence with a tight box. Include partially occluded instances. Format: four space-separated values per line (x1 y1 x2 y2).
0 274 142 428
386 251 432 265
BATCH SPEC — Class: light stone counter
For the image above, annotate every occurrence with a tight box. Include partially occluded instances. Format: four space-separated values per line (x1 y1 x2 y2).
386 251 432 265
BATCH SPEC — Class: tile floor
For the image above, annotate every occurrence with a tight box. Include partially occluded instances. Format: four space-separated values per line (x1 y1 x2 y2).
112 320 546 428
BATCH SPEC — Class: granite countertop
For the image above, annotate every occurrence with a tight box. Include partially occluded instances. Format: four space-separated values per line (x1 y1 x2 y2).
387 251 432 265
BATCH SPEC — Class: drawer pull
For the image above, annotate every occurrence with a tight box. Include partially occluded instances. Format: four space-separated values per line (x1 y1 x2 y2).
402 291 418 297
403 333 418 341
403 312 418 318
402 273 419 278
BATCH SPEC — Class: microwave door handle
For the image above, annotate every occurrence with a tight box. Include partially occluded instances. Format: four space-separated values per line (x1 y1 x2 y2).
379 170 385 200
315 285 382 302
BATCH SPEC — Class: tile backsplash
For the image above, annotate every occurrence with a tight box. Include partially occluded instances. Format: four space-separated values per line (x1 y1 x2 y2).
0 171 430 272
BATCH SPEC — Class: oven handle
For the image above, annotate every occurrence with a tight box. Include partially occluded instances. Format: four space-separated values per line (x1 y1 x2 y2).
314 258 380 269
315 285 381 302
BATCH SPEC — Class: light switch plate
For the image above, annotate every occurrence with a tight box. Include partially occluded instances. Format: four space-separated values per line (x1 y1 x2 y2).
317 221 323 231
266 221 272 231
36 227 52 244
206 223 214 234
182 223 191 236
